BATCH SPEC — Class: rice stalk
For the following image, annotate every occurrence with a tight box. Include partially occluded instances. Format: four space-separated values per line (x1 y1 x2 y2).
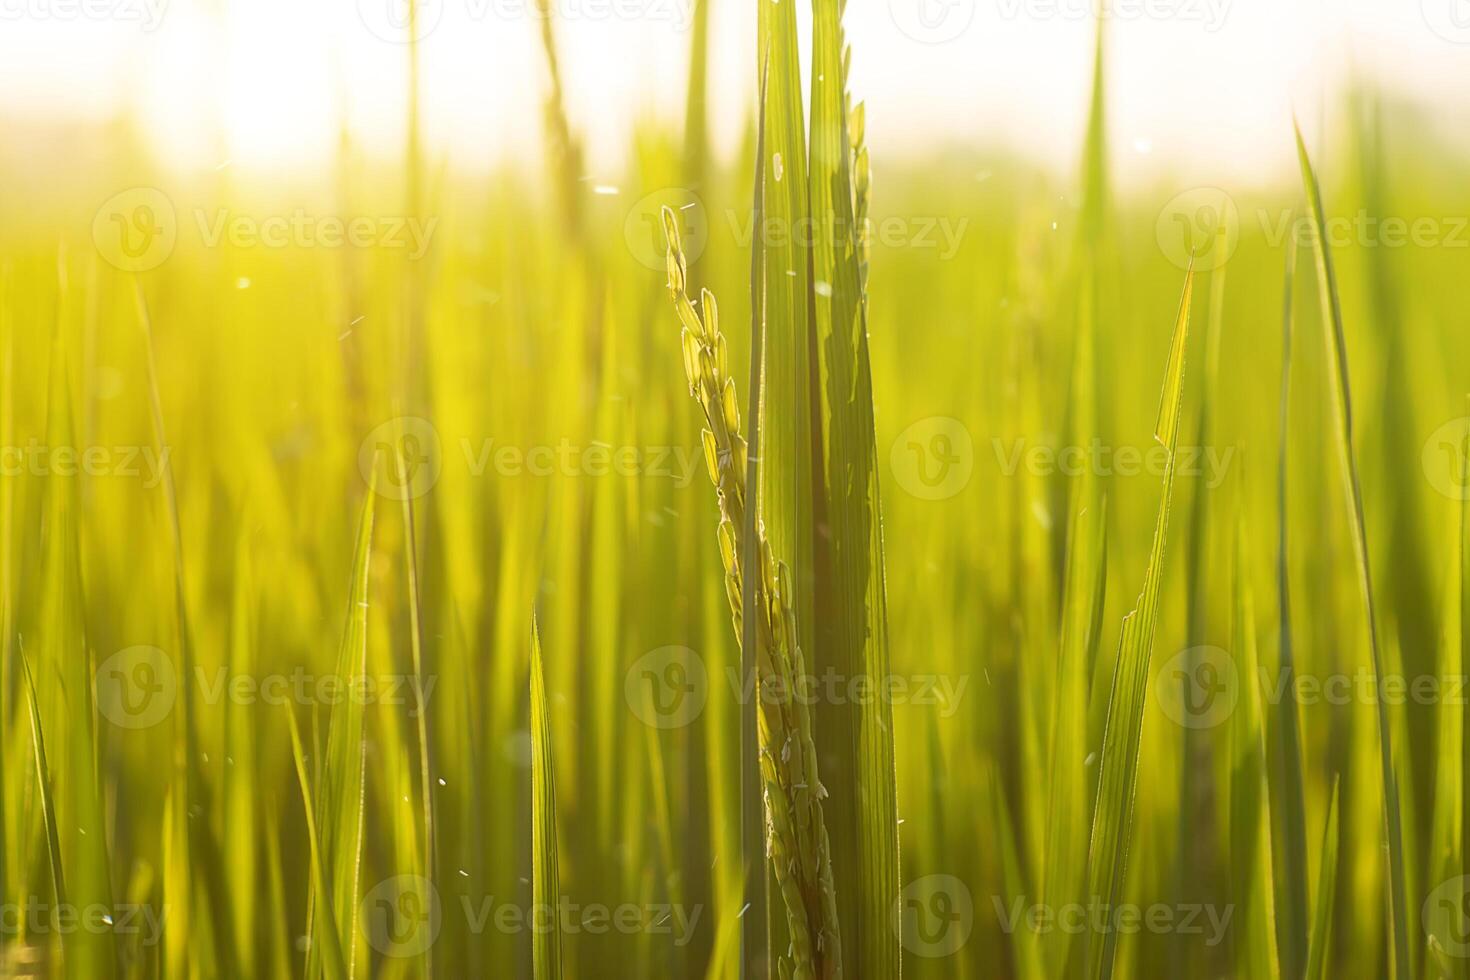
1083 265 1194 980
19 644 64 920
396 446 435 980
531 614 563 980
286 704 350 980
662 206 842 980
305 474 377 979
808 1 900 974
134 282 237 973
1294 121 1410 980
1230 514 1281 979
1272 238 1310 980
1305 780 1341 980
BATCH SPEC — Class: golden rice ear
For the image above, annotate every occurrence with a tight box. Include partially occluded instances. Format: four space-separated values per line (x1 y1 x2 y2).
657 160 840 979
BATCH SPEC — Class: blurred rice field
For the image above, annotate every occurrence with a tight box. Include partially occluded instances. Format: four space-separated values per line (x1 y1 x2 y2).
2 2 1470 978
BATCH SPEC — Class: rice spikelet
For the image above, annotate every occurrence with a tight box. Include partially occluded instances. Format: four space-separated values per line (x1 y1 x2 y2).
661 206 842 980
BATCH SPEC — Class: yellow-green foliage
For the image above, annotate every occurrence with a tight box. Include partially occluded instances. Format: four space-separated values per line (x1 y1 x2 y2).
0 7 1468 980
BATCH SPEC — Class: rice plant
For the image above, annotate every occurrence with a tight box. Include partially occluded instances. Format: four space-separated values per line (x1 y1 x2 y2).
0 1 1465 978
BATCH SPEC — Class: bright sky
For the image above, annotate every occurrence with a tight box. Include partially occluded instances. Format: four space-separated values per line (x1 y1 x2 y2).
0 0 1465 188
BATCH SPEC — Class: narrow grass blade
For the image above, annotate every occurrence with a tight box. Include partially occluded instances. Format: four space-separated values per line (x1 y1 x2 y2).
1463 389 1470 937
19 645 65 913
307 477 376 979
1305 781 1340 980
530 615 563 979
1231 516 1281 980
1271 238 1310 980
223 528 259 978
286 704 350 980
1043 493 1107 975
397 447 435 980
133 282 237 971
1083 267 1194 980
1294 121 1410 980
756 0 816 668
1425 394 1469 978
741 50 772 979
994 768 1044 980
40 307 115 979
807 1 901 974
682 0 710 185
